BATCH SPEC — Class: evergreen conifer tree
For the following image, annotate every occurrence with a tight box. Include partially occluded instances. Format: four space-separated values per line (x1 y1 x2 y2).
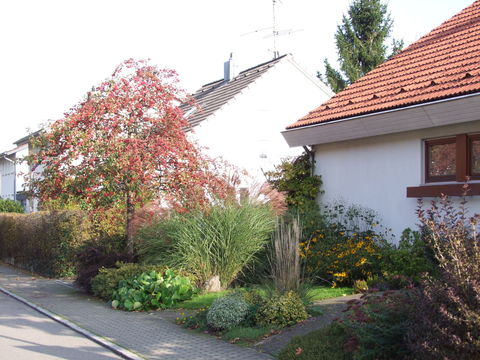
320 0 403 93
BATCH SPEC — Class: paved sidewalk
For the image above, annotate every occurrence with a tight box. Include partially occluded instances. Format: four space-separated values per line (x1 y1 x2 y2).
0 264 272 360
0 291 122 359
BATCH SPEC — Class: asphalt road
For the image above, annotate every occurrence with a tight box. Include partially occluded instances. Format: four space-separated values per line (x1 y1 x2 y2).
0 292 122 360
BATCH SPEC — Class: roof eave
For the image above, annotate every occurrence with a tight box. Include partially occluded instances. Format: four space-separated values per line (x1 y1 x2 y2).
282 92 480 147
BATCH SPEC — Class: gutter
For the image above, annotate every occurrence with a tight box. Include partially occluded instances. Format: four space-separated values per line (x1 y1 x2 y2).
282 92 480 147
284 92 480 134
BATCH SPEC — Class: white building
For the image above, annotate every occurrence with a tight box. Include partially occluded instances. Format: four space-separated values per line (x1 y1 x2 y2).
282 2 480 239
184 54 333 181
0 132 40 212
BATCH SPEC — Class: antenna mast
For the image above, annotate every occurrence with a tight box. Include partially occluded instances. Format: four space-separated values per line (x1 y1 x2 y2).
272 0 279 58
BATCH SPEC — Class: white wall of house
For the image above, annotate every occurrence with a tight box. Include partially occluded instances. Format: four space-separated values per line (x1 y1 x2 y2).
191 57 332 183
0 144 37 212
0 155 16 200
314 120 480 241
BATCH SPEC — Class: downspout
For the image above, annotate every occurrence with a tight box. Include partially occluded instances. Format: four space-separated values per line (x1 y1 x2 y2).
302 145 315 176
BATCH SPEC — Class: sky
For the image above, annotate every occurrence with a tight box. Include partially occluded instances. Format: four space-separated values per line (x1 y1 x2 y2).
0 0 474 149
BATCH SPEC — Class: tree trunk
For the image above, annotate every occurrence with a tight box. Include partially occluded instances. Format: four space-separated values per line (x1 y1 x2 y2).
126 190 135 256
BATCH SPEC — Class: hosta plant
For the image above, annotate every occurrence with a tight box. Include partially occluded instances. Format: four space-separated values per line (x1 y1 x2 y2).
111 269 195 311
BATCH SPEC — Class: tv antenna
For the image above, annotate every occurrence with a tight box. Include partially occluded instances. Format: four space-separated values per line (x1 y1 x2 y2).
240 0 303 59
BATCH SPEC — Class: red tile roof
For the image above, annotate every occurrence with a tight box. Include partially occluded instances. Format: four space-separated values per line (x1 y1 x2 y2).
288 0 480 129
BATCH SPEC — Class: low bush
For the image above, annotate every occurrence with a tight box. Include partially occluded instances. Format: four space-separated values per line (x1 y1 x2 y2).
0 211 91 277
111 269 195 311
379 228 436 283
74 237 132 293
343 292 414 359
206 294 250 330
406 196 480 359
91 262 170 300
256 291 308 328
0 198 24 213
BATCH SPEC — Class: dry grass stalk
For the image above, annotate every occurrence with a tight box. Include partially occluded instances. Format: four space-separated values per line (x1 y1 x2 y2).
271 217 302 293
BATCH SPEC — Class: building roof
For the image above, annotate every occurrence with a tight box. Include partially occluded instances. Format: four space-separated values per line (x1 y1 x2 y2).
184 55 287 127
14 129 42 145
287 0 480 129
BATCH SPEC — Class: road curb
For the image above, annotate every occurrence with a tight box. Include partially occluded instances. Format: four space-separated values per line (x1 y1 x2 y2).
0 285 145 360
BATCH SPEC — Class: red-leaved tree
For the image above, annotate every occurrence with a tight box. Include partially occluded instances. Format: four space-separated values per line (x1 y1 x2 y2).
26 59 231 254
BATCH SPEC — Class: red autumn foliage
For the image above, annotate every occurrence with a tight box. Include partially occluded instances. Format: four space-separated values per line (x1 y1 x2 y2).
25 59 232 253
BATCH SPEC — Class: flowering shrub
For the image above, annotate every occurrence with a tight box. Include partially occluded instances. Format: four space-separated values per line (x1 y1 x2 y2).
206 294 250 330
300 203 386 285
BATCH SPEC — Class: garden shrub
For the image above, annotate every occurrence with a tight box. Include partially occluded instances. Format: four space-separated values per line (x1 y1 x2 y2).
91 262 172 300
139 200 276 289
74 237 132 293
240 289 266 327
266 152 323 241
206 294 250 330
353 279 368 293
406 196 480 359
111 269 195 311
0 211 91 277
379 228 436 283
343 291 414 359
0 198 24 213
256 291 308 328
301 203 385 285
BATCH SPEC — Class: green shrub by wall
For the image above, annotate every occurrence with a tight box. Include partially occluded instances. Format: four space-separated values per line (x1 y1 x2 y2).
0 211 92 277
0 199 24 213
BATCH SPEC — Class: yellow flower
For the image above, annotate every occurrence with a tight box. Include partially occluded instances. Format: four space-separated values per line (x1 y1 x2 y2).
355 257 367 267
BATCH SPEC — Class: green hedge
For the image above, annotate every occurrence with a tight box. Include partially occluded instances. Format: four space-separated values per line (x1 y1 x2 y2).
0 198 24 213
0 211 92 277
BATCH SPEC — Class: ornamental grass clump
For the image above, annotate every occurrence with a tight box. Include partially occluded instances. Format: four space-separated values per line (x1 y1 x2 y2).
270 216 302 294
139 200 276 290
406 195 480 359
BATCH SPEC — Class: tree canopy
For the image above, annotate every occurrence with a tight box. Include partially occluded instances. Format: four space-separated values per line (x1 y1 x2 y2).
320 0 403 93
26 59 231 253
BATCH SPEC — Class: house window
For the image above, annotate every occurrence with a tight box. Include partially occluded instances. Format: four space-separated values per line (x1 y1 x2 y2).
425 134 480 183
470 135 480 176
425 138 456 182
407 133 480 197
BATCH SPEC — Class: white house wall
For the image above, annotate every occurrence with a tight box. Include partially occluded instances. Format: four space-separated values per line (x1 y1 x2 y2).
192 58 331 183
0 156 15 200
314 120 480 241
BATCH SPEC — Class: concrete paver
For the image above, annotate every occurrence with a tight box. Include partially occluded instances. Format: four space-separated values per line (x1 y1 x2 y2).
0 264 272 360
0 291 121 360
